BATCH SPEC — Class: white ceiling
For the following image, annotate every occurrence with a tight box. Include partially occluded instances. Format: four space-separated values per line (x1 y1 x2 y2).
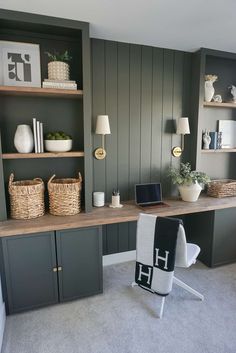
0 0 236 53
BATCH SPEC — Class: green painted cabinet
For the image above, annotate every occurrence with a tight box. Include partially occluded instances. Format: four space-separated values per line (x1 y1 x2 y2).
2 232 58 314
1 226 103 314
56 227 103 301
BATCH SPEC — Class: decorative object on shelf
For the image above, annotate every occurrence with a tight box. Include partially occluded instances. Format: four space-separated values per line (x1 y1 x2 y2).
213 94 222 103
109 189 123 208
45 50 71 81
48 172 82 216
32 118 44 153
14 124 34 153
218 120 236 148
44 131 72 152
204 74 217 102
169 162 210 202
8 173 45 219
209 132 218 149
94 115 111 160
93 192 105 207
0 41 41 87
217 131 223 149
228 85 236 103
207 179 236 198
202 130 211 149
172 117 190 157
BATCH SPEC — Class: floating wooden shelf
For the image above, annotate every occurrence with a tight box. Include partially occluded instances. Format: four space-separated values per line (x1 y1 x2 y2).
2 151 85 159
0 86 83 99
203 102 236 108
201 149 236 153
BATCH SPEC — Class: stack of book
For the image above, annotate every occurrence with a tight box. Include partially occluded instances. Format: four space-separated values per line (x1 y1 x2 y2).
32 118 44 153
42 79 77 90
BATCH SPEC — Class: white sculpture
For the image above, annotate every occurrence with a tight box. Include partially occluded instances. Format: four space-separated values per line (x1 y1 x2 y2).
202 131 211 150
229 85 236 103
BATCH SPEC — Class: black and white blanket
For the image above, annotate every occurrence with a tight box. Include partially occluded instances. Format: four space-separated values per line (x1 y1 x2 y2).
135 213 183 296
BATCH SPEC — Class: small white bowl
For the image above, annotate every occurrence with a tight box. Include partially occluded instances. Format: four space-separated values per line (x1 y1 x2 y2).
44 139 72 152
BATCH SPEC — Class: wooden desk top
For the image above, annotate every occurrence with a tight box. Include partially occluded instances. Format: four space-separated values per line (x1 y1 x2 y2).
1 195 236 237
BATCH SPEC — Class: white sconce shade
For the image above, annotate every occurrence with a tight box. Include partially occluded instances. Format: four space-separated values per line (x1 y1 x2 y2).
95 115 111 135
176 117 190 135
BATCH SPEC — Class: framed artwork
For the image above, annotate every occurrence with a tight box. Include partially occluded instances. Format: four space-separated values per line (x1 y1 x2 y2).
0 41 41 87
218 120 236 148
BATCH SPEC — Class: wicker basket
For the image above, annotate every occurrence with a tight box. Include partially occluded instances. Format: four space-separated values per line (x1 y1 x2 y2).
207 179 236 198
48 173 82 216
8 173 45 219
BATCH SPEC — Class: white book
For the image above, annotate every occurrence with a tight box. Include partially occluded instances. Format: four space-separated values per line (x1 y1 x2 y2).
40 122 44 153
32 118 38 153
42 82 77 89
44 79 76 84
36 121 41 153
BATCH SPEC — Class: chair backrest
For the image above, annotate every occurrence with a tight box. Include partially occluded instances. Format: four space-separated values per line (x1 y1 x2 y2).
175 224 188 267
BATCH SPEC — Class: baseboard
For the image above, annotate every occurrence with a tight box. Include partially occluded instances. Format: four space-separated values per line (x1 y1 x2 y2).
103 250 136 266
0 303 5 352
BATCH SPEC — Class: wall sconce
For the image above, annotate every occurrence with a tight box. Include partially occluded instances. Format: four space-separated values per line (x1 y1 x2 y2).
172 117 190 157
94 115 111 160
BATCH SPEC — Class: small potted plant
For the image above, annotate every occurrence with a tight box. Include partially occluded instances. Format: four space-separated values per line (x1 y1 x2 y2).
45 50 72 81
169 162 210 202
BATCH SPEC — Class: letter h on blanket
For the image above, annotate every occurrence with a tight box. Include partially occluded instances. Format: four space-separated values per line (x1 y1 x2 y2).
132 213 204 319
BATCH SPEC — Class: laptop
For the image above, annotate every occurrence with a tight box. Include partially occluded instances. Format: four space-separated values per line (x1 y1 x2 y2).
135 183 169 209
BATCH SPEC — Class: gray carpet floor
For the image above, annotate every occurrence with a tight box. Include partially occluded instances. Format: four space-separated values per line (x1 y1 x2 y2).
2 260 236 353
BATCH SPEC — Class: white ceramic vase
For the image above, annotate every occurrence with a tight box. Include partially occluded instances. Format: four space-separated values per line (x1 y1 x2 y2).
14 124 34 153
178 182 202 202
204 80 215 102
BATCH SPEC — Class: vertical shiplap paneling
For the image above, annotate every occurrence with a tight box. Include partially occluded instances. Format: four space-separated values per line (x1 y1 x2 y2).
91 39 191 255
92 39 106 192
140 46 153 183
161 49 174 196
151 47 163 182
117 43 130 200
129 44 141 199
105 41 118 200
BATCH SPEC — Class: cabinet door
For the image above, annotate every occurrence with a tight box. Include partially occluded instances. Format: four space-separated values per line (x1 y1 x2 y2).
56 226 103 302
2 232 58 314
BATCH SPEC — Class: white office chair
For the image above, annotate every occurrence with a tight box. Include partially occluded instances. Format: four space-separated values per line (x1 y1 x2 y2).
132 216 204 319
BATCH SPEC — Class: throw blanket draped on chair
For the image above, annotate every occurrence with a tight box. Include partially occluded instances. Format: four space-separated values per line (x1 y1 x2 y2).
135 214 182 296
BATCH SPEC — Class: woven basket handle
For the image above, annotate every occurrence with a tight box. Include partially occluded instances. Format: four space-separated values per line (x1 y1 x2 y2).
78 172 82 183
33 177 43 183
48 174 56 185
9 173 14 187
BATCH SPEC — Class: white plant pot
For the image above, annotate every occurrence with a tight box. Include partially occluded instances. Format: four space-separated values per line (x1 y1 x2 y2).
48 61 69 81
204 80 215 102
14 124 34 153
45 139 72 152
178 182 202 202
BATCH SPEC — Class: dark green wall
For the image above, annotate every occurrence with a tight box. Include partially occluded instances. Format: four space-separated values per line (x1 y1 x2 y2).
91 39 192 255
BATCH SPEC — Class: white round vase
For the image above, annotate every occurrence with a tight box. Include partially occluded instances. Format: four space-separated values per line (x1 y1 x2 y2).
14 124 34 153
204 80 215 102
178 182 202 202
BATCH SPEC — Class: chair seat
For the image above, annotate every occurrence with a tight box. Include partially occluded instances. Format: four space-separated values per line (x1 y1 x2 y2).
186 243 200 267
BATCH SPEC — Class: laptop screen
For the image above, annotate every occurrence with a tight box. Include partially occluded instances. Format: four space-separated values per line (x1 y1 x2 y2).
135 183 162 205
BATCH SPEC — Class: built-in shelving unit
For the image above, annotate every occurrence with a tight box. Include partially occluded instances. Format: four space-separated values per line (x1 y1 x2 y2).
203 102 236 108
2 151 85 159
0 9 92 221
0 86 83 99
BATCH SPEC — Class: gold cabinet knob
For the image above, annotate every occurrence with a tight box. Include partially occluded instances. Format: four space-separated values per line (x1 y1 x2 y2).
52 267 57 272
58 266 62 271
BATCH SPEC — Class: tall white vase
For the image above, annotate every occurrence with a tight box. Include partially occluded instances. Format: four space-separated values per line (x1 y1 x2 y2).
14 124 34 153
178 182 202 202
204 80 215 102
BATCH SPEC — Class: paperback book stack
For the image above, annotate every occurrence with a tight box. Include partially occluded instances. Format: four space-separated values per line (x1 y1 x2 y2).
32 118 44 153
42 79 77 90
